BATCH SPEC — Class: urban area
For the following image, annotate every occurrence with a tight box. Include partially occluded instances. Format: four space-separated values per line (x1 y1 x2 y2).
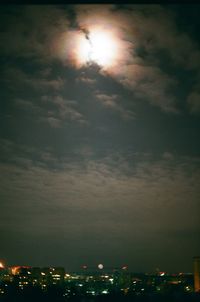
0 258 200 302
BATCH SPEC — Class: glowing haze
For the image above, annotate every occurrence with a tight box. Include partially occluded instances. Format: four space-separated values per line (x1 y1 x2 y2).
55 6 133 72
60 25 128 71
76 26 119 67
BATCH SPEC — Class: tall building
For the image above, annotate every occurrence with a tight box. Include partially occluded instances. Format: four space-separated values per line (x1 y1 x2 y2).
193 256 200 292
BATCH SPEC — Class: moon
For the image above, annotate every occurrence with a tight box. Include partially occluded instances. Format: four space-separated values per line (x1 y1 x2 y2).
98 263 104 269
77 27 119 68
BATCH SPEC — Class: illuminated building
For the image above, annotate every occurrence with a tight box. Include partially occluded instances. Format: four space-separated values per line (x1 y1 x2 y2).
193 257 200 292
41 267 65 285
10 266 30 276
7 266 65 289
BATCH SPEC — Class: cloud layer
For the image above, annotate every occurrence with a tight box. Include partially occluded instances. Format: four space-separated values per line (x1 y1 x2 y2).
0 5 200 271
0 137 199 270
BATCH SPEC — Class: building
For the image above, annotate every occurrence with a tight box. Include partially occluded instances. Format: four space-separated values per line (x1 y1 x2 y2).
193 257 200 293
8 266 65 289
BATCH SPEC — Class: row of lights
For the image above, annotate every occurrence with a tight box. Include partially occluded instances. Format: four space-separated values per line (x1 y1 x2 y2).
82 264 128 270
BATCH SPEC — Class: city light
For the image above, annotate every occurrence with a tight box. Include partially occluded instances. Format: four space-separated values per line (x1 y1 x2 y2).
0 263 198 300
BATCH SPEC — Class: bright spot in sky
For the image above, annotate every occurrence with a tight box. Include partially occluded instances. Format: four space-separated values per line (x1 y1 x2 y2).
77 27 119 67
98 263 104 269
0 262 4 269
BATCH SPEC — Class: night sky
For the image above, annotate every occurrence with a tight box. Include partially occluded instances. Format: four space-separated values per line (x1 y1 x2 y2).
0 4 200 273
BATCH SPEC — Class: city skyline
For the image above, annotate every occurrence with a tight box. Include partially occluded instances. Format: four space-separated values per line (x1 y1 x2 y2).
0 4 200 273
0 261 197 274
0 262 197 301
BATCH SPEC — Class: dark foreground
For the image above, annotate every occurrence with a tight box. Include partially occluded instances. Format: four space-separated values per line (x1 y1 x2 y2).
0 286 199 302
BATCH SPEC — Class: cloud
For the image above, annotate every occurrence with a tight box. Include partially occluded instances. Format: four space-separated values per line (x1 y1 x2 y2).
187 91 200 114
96 93 118 107
41 95 88 127
15 98 42 114
2 66 88 128
2 5 199 115
44 116 62 129
162 152 175 161
76 75 96 84
61 5 182 113
115 5 200 71
54 5 134 70
1 142 199 224
3 67 64 93
95 92 134 120
109 63 179 113
2 5 200 73
65 5 200 114
0 152 199 252
0 137 199 269
0 6 70 61
1 5 200 270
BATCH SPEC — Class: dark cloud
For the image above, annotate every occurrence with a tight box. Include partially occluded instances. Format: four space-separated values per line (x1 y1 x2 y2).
0 4 200 272
95 93 134 120
187 92 200 115
0 5 69 60
0 149 199 271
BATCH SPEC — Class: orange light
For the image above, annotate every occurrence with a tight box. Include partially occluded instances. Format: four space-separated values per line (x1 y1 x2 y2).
11 266 21 275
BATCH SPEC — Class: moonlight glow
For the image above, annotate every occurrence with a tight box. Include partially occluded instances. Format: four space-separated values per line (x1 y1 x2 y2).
98 264 104 269
77 28 119 67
